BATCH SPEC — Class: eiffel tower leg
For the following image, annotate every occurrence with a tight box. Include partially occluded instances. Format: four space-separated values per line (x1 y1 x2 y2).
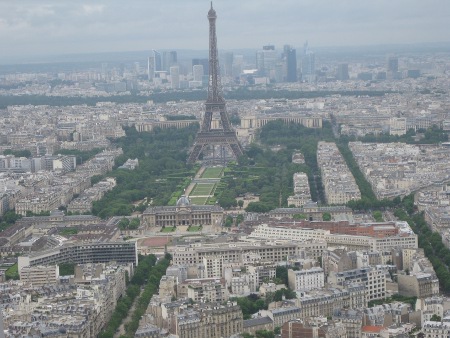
229 142 244 159
188 144 204 164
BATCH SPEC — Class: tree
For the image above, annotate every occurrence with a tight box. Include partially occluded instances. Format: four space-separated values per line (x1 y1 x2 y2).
373 210 383 222
238 199 244 209
118 217 130 230
293 213 306 220
255 330 275 338
322 212 331 221
129 218 140 229
430 314 441 322
224 215 233 227
276 266 289 286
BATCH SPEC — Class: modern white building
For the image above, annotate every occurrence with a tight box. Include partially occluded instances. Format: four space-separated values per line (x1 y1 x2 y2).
193 65 204 82
250 223 418 251
170 66 180 89
288 267 324 291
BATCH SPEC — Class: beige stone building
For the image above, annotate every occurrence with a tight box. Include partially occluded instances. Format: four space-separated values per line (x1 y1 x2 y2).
142 196 223 228
174 302 243 338
20 265 59 286
398 273 440 299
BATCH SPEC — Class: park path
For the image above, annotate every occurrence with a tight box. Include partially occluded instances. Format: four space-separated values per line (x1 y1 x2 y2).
184 166 206 196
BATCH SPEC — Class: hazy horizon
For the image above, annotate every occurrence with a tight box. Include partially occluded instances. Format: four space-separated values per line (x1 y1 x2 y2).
2 1 450 64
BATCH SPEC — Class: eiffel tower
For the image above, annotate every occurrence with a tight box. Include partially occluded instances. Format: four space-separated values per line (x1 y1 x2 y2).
187 3 243 164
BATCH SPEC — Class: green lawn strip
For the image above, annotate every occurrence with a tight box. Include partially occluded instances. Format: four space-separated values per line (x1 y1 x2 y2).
5 263 19 280
189 183 216 196
188 226 202 232
161 226 176 232
200 167 224 179
190 197 208 205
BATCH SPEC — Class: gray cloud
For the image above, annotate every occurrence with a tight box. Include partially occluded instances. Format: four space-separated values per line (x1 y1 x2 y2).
1 0 449 63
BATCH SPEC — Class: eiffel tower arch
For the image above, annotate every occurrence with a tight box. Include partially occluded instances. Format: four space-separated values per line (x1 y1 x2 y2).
187 3 243 164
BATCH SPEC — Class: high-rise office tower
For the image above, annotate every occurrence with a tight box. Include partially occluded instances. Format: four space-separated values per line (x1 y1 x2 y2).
134 62 140 75
163 51 178 71
387 56 399 73
162 52 169 71
170 66 180 89
153 50 162 71
193 65 204 82
256 45 278 78
224 52 234 77
170 51 178 65
336 63 349 81
284 45 297 82
192 58 209 76
232 55 244 78
147 56 155 80
302 41 315 81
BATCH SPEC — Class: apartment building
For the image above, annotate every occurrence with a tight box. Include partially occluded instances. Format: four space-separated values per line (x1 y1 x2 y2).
281 319 347 338
186 279 228 303
171 240 325 266
174 302 243 338
288 267 325 291
250 223 417 251
297 285 367 318
287 172 312 207
260 306 302 329
328 267 386 301
20 265 59 286
317 141 361 204
398 273 440 299
422 320 450 338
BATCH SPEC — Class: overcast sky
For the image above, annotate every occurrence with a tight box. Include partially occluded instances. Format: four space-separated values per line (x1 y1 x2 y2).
1 0 449 63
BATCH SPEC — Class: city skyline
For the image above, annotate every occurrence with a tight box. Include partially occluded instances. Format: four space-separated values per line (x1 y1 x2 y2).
1 0 450 64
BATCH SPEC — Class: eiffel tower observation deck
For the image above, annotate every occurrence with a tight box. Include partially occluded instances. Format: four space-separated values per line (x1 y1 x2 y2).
187 3 244 164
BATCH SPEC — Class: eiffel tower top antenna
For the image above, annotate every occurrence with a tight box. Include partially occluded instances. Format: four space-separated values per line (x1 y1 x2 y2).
207 2 224 104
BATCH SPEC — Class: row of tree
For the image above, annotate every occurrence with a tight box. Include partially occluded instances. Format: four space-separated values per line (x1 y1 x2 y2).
98 253 171 338
118 217 140 230
394 195 450 293
0 90 390 109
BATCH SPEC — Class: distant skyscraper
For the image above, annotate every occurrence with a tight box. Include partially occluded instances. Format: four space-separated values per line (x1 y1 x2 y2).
336 63 349 81
284 45 297 82
163 51 178 71
170 51 177 64
153 50 162 71
256 45 277 78
147 56 155 80
302 41 315 82
170 66 180 89
387 56 399 73
101 63 108 80
224 52 234 77
232 55 244 78
162 51 169 71
193 65 204 82
192 58 209 76
134 62 140 75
